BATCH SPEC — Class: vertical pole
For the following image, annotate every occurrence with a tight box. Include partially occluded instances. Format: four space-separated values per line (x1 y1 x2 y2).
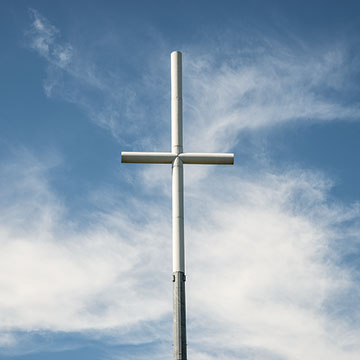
171 51 183 156
171 51 187 360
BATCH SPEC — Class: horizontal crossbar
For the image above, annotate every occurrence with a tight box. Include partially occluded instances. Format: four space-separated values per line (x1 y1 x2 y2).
121 152 176 163
121 152 234 165
179 153 234 165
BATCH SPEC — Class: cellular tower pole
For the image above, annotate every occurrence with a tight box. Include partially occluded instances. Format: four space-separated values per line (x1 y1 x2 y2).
121 51 234 360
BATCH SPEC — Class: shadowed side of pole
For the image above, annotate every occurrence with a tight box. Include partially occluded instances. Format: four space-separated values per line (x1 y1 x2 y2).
173 271 187 360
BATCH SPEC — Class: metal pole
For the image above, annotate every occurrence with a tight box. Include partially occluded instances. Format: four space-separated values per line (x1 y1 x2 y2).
171 51 187 360
121 51 234 360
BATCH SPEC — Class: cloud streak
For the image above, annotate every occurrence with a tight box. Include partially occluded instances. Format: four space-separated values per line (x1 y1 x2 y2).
183 43 359 153
0 149 359 359
26 9 154 143
26 10 359 152
27 8 72 68
185 168 360 360
0 151 171 333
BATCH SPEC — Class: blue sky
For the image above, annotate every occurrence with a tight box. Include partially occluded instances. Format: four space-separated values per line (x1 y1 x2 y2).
1 1 360 359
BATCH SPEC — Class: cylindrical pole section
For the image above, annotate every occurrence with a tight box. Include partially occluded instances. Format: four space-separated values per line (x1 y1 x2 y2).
171 50 187 360
171 51 183 155
172 156 185 273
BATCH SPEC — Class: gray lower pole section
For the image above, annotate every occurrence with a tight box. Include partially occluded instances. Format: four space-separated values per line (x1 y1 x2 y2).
173 271 187 360
172 158 187 360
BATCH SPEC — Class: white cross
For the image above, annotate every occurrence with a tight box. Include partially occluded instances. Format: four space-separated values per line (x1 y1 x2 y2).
121 51 234 360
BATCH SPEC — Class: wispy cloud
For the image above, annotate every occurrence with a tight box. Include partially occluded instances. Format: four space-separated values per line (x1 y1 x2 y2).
140 39 360 192
1 149 359 359
25 10 359 152
27 8 72 68
0 151 171 332
26 9 158 143
182 43 359 154
185 168 360 360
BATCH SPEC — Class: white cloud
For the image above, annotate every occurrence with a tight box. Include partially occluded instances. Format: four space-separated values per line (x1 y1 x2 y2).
140 41 360 192
26 9 166 143
182 44 359 154
25 10 359 154
0 150 359 359
28 9 72 68
185 169 360 360
0 151 171 334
